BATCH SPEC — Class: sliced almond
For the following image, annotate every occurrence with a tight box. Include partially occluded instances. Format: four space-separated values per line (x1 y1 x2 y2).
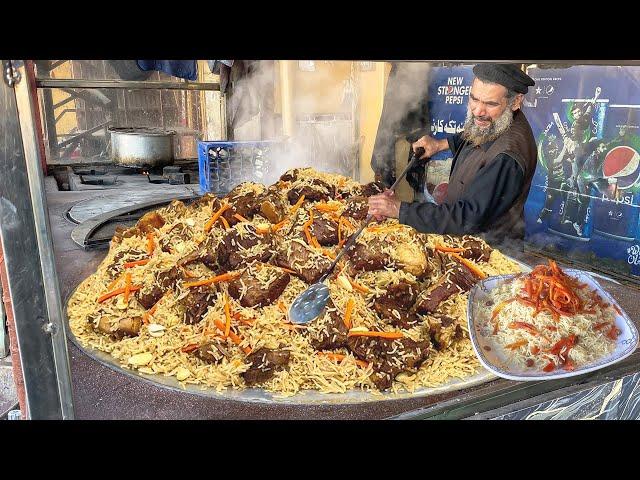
148 323 166 337
175 367 191 381
128 352 153 366
336 275 353 292
349 326 369 334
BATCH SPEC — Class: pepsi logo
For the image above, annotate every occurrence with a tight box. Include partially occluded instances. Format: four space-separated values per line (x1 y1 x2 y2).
604 146 640 189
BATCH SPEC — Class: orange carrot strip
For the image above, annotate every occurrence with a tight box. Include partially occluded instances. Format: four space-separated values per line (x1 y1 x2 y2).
303 226 313 245
435 244 465 253
289 194 306 216
256 226 272 234
322 248 336 260
449 252 487 279
344 298 355 329
181 344 199 353
224 295 232 337
278 266 297 275
123 273 132 303
97 285 141 303
220 216 230 230
341 217 355 230
272 220 288 232
107 272 125 290
204 203 230 232
233 213 250 223
505 340 528 350
183 272 240 288
146 232 155 255
278 301 288 315
348 279 370 294
213 318 251 354
123 259 150 268
347 330 404 339
317 352 368 368
315 203 340 212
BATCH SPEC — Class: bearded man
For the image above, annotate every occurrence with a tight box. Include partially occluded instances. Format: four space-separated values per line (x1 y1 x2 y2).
368 63 537 241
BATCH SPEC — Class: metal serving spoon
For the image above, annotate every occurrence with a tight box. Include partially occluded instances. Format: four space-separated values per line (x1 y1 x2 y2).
288 147 426 324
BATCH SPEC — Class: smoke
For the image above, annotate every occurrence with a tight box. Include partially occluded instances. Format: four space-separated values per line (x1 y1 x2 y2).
226 61 438 187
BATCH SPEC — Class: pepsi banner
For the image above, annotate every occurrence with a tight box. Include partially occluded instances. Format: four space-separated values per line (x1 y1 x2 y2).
425 65 474 202
523 65 640 281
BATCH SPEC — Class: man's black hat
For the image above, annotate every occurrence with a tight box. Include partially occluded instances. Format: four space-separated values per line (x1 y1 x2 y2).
472 63 535 94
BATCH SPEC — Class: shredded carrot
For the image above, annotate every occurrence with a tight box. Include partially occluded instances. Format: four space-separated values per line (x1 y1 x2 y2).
272 220 288 232
146 232 155 255
366 225 404 234
123 273 132 303
341 217 355 230
449 252 487 279
107 272 125 290
277 266 297 275
322 248 336 260
289 194 306 216
213 318 251 354
204 203 230 232
315 203 340 212
220 216 230 230
317 352 368 368
281 322 306 330
348 278 370 294
311 236 322 249
97 285 141 303
143 292 170 324
303 226 313 245
347 330 404 339
233 213 250 223
224 295 231 337
183 271 240 288
180 267 200 278
181 344 199 353
344 298 355 329
123 259 150 268
278 301 288 316
491 299 515 320
505 340 528 350
256 225 272 234
435 244 465 253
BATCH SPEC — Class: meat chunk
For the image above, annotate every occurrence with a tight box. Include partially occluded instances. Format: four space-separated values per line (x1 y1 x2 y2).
162 199 188 222
442 235 493 262
360 181 385 197
373 283 420 329
182 286 217 325
342 196 369 221
217 224 273 272
347 336 431 390
227 269 290 308
347 242 391 273
95 316 143 339
310 216 339 246
222 183 266 226
242 347 291 386
427 314 463 351
259 187 289 224
178 235 219 270
189 193 221 212
136 211 165 234
275 239 333 284
159 222 194 254
137 267 182 309
106 249 146 278
193 339 230 364
287 178 335 204
414 266 478 314
280 168 302 182
305 299 349 350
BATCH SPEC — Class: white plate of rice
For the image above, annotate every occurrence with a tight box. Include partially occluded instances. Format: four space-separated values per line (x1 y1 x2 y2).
467 268 639 381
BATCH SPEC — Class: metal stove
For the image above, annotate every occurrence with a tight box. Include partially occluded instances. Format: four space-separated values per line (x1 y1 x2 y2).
66 161 200 191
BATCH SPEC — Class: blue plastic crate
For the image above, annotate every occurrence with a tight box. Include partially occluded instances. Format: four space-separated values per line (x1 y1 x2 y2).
198 140 281 195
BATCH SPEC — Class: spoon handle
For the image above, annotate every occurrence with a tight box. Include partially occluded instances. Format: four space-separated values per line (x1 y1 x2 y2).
317 147 426 283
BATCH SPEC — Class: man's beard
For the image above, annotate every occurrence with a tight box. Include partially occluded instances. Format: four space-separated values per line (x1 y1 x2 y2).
461 106 515 146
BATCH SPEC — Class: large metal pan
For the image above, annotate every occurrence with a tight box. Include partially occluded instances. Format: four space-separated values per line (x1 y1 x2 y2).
109 127 175 168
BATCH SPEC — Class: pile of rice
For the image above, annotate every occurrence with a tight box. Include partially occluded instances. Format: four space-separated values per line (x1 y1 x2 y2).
478 275 619 372
67 168 522 397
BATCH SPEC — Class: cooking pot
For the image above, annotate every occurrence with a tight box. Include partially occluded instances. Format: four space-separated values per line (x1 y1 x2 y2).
109 127 175 168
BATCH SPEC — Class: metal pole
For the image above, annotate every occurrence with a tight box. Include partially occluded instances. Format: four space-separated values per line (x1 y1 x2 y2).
0 60 74 419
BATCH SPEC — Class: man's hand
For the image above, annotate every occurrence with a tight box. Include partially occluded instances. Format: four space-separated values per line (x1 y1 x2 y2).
412 135 447 160
368 189 401 221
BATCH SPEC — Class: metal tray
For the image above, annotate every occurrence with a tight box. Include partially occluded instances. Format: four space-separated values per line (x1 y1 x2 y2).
63 255 530 405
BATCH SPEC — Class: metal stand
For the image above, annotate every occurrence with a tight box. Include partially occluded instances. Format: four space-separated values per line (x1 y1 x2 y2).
0 60 74 419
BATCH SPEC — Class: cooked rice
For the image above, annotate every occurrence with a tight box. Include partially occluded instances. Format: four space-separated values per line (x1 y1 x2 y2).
67 171 522 396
